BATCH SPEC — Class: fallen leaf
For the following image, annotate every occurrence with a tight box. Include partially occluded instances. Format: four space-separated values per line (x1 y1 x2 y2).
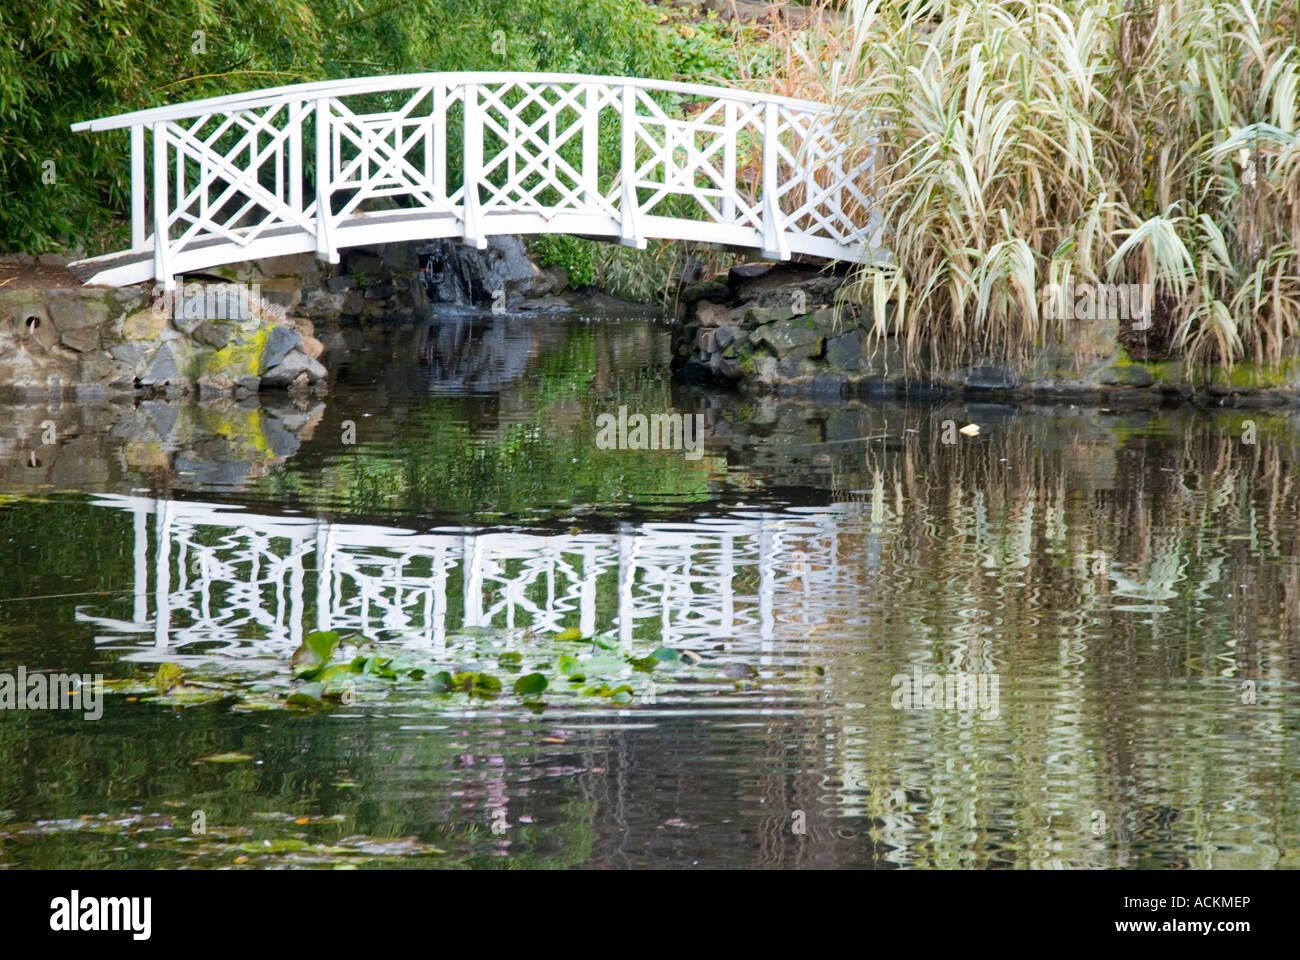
196 752 253 764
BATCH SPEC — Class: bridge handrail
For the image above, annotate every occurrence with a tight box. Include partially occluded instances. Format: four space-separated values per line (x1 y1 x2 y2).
71 71 839 132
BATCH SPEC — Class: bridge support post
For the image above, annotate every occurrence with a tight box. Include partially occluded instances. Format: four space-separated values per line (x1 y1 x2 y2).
151 123 174 289
288 101 303 215
314 99 339 264
131 125 146 250
760 102 790 261
619 85 645 249
462 85 487 249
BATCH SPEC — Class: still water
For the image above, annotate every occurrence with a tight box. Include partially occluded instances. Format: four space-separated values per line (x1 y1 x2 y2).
1 309 1298 869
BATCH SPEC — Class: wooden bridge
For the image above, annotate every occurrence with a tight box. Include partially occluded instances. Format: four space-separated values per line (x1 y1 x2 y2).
69 72 883 289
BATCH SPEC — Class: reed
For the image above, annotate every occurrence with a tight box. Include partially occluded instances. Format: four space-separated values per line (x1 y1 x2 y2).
780 0 1300 374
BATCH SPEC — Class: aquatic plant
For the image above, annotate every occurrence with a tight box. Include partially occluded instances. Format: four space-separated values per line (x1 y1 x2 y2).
772 0 1300 373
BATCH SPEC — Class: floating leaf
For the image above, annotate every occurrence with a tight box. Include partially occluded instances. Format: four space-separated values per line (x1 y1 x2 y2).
286 682 324 708
197 752 253 764
151 662 184 692
513 673 548 696
293 631 340 674
555 627 583 641
351 655 397 679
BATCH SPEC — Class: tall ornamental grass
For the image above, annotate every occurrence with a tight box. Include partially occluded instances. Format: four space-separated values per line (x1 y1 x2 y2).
806 0 1300 373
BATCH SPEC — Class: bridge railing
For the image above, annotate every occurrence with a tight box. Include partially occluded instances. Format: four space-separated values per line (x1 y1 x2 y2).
71 73 883 287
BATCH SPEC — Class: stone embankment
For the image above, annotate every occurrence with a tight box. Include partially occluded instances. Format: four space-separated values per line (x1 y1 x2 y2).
673 262 1300 406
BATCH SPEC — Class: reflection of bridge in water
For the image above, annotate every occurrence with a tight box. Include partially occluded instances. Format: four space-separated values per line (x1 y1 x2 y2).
78 494 875 663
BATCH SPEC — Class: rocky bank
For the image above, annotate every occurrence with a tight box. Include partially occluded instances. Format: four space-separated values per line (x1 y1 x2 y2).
673 261 1300 406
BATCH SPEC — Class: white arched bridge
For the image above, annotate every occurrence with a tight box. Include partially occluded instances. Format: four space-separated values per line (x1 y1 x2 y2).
69 72 883 288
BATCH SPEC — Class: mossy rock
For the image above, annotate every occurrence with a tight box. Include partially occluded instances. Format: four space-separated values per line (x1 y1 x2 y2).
1098 363 1155 387
750 319 824 360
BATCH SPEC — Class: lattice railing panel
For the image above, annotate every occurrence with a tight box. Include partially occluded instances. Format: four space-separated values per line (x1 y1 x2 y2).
71 72 882 287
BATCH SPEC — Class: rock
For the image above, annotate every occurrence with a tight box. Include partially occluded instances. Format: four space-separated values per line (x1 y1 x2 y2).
715 326 749 352
170 308 204 335
965 364 1020 390
140 343 180 386
528 264 568 297
750 319 824 360
326 275 355 293
300 334 325 359
716 354 743 379
680 275 730 306
60 326 100 353
826 329 866 370
123 305 168 341
46 296 109 334
345 252 384 277
109 343 149 369
732 263 841 308
1098 363 1154 387
743 305 796 327
747 355 780 387
197 377 236 400
729 263 773 284
776 352 817 379
260 350 325 389
258 277 302 308
363 282 396 300
261 324 302 370
808 373 849 399
256 252 320 277
382 244 419 272
194 321 234 349
421 235 542 305
695 301 744 327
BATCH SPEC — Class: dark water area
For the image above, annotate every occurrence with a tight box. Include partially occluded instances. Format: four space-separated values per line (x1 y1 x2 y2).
1 307 1299 869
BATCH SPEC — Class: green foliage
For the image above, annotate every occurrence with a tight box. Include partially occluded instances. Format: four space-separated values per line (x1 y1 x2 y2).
533 235 597 288
0 0 686 253
659 13 750 83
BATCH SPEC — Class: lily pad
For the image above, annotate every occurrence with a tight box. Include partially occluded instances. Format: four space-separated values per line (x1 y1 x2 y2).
513 672 548 696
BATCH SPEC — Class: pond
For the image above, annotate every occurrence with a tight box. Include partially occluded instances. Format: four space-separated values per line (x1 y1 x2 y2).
1 307 1298 869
